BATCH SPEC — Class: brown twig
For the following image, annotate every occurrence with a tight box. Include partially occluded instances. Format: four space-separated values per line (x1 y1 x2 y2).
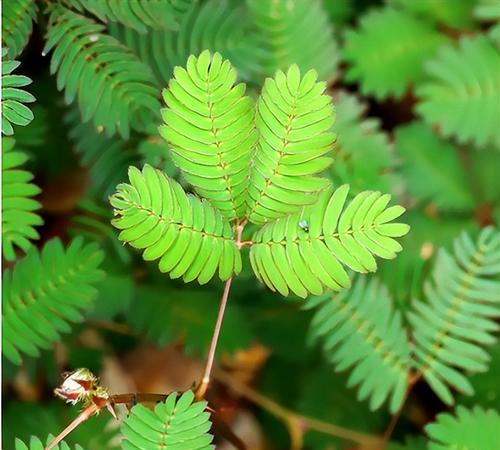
110 392 168 406
46 390 249 450
214 369 384 449
196 276 234 400
237 239 253 249
196 220 246 399
87 319 135 336
381 404 404 446
45 403 100 450
44 392 175 450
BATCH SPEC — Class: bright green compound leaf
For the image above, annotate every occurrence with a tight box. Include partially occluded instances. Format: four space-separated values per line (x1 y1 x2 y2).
159 50 256 220
1 49 35 135
416 35 500 150
426 406 500 450
408 227 500 405
246 64 335 225
306 277 412 413
2 238 105 365
395 121 475 212
249 185 409 297
2 0 38 58
2 137 43 261
121 391 214 450
110 165 242 284
13 436 86 450
247 0 339 82
343 7 447 99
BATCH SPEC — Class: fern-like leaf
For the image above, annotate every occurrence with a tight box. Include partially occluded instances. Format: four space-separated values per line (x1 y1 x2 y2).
137 137 178 178
246 65 335 224
329 91 396 194
109 0 263 85
13 104 49 150
43 5 160 138
2 238 105 365
475 0 500 21
249 185 409 297
110 165 241 284
247 0 339 81
305 277 412 412
1 49 35 136
416 35 500 150
426 406 500 450
59 0 194 32
121 390 214 450
65 109 138 198
395 122 475 211
2 0 38 58
408 227 500 405
159 50 256 220
342 8 447 99
475 0 500 45
14 436 85 450
2 137 43 261
389 0 476 29
70 197 132 264
127 285 252 355
322 0 355 26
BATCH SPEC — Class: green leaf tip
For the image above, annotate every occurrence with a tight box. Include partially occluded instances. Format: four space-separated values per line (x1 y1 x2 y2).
121 390 214 450
250 186 409 298
111 165 242 284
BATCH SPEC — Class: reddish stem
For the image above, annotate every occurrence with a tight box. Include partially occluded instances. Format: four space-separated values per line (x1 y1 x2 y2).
196 276 233 399
45 403 99 450
196 220 246 399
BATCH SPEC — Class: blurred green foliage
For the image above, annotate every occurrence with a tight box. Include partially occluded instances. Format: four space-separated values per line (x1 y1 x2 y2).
2 0 500 449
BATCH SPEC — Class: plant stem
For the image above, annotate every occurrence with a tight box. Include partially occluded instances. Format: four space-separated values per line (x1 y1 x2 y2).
382 405 404 445
196 219 246 399
196 276 234 399
214 369 383 449
45 403 99 450
87 319 136 336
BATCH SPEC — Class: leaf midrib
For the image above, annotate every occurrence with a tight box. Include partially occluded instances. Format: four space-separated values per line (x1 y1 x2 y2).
120 197 235 243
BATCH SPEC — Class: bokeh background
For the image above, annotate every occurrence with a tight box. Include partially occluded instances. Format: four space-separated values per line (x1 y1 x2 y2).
2 0 499 449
